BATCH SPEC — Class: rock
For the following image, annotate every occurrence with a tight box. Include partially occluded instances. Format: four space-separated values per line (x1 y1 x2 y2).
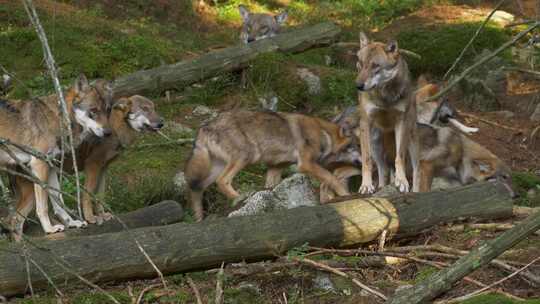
313 272 335 291
531 103 540 122
491 110 515 119
173 171 188 195
431 177 462 191
490 10 515 26
273 174 318 208
228 174 317 217
228 191 280 217
192 105 217 117
296 68 321 95
237 282 262 295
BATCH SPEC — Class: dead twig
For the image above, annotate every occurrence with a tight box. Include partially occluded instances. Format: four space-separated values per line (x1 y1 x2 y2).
136 283 161 304
457 111 526 133
438 256 540 303
215 262 225 304
186 275 204 304
291 256 388 301
446 222 540 236
514 206 540 217
443 0 506 80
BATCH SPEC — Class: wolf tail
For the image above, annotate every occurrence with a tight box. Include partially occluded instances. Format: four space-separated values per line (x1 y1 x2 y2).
184 133 213 221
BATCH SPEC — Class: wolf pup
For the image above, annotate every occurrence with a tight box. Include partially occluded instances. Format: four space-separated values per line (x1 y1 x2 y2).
239 5 288 43
12 94 164 227
185 110 358 221
356 32 420 193
1 74 110 239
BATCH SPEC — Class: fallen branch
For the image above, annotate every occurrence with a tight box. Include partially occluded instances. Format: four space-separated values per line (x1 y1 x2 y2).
504 66 540 78
443 0 506 80
136 283 160 304
514 206 540 217
386 209 540 304
215 263 225 304
439 256 540 304
186 275 204 304
446 222 540 236
291 256 388 301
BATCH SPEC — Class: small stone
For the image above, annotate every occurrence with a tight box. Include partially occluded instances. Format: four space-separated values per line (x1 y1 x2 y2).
273 174 318 208
228 191 280 217
490 10 515 26
192 105 217 117
296 68 321 95
313 272 335 291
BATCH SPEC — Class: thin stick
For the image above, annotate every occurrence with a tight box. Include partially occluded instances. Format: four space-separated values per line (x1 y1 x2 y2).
136 283 161 304
186 275 204 304
458 112 526 133
423 21 539 103
22 244 34 298
291 256 388 301
22 0 83 218
504 66 540 78
439 256 540 304
215 262 225 304
447 222 540 236
443 0 506 80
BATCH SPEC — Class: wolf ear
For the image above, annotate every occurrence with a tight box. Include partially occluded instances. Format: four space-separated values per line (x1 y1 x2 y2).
359 32 369 49
74 74 90 93
386 40 398 53
275 11 288 24
238 5 250 23
113 97 131 111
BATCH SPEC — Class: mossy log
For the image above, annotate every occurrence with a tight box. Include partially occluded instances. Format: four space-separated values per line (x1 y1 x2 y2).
0 182 512 297
387 207 540 304
112 22 341 97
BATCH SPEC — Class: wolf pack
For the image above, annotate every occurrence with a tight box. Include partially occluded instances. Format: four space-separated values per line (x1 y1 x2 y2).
0 5 514 241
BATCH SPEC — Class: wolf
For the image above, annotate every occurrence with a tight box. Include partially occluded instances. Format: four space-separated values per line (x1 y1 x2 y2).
12 94 164 228
0 74 110 239
356 32 420 194
239 5 288 44
184 110 359 221
415 75 478 134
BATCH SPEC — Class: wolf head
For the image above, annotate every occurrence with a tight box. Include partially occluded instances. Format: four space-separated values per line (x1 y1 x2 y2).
355 32 401 91
70 74 112 138
239 5 287 44
113 95 164 132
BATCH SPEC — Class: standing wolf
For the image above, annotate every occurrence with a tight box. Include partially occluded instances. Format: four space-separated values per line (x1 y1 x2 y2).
0 74 109 238
184 110 358 221
238 5 288 43
356 32 420 193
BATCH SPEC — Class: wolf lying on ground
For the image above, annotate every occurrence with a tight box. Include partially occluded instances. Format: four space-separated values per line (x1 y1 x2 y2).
184 110 360 221
0 74 110 240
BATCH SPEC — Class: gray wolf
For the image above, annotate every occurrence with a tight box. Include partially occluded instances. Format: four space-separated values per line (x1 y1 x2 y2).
1 74 110 240
239 5 288 43
184 110 359 221
356 32 420 193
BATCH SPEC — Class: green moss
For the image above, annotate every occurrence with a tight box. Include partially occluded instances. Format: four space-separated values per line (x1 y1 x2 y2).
512 172 540 207
414 266 438 283
397 22 511 76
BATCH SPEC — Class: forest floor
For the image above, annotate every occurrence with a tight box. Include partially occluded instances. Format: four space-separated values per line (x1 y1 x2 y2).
1 0 540 303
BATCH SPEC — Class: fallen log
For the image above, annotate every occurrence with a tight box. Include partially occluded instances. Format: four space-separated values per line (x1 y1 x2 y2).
112 22 341 97
387 206 540 304
0 182 512 297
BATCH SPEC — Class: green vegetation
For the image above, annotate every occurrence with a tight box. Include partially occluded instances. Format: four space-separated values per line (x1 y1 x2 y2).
512 172 540 207
398 22 511 76
461 294 540 304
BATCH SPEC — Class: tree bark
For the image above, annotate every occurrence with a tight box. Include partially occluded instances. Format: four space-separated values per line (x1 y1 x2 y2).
386 206 540 304
112 22 341 97
0 182 512 297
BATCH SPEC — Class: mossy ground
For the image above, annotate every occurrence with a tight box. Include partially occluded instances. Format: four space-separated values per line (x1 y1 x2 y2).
1 0 539 303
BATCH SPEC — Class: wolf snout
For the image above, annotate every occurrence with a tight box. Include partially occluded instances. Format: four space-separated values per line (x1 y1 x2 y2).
356 83 365 91
103 128 113 137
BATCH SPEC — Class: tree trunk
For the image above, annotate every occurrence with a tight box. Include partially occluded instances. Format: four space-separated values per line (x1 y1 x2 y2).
387 207 540 304
23 200 184 238
0 182 512 297
112 22 341 97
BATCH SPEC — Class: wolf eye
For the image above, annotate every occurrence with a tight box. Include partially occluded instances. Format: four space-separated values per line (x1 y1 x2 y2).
371 63 380 70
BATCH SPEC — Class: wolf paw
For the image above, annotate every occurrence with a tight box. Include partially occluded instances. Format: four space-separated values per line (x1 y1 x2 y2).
359 183 376 194
395 178 410 193
45 224 65 234
68 220 87 228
